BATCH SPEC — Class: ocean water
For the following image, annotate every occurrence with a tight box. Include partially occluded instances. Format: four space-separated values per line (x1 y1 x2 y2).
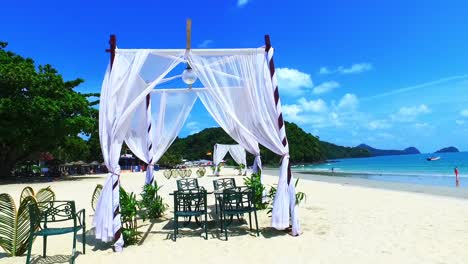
293 152 468 188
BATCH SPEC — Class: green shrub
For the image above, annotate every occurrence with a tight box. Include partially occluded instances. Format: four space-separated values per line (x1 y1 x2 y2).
243 173 268 210
119 187 139 246
267 178 306 215
236 164 246 175
210 164 222 174
138 181 167 221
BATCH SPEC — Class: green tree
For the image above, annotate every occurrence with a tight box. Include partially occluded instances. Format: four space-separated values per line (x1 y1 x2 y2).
0 42 94 177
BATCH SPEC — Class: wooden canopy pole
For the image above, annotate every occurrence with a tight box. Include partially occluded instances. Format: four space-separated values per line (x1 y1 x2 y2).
264 34 292 184
104 34 124 249
106 34 117 69
186 18 193 88
186 18 192 50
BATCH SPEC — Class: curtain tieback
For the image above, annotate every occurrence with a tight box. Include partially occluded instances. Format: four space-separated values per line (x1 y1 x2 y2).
279 154 289 164
109 171 120 177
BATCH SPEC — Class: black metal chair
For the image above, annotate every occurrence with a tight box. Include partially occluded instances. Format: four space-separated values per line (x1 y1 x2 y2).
177 178 200 192
213 178 237 214
26 201 85 264
219 189 259 240
173 190 208 241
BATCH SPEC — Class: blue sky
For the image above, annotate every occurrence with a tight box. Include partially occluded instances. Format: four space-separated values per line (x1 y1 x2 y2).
2 0 468 153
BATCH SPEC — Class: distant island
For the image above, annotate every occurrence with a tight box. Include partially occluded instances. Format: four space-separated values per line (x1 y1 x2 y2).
435 146 459 153
356 144 421 156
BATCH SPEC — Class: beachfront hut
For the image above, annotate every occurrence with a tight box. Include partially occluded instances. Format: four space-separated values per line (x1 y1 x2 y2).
95 20 300 251
213 144 249 175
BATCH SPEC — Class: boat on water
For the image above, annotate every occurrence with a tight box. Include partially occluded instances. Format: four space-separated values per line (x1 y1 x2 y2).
426 156 440 161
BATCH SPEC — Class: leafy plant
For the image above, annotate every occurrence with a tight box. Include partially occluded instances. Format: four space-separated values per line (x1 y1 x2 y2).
267 178 306 215
236 164 246 175
0 186 55 256
244 173 268 210
138 181 167 221
91 184 103 212
210 164 222 174
119 187 140 246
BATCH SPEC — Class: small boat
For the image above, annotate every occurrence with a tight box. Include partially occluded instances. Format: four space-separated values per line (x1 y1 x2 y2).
426 156 440 161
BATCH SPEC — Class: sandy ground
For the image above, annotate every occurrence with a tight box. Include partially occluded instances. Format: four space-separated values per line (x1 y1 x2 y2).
1 168 468 264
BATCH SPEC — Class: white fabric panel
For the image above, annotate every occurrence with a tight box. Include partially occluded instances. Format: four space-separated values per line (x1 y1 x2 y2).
213 144 247 175
198 91 261 169
228 145 247 174
188 49 300 235
125 91 198 183
96 50 183 250
213 144 230 175
252 155 262 174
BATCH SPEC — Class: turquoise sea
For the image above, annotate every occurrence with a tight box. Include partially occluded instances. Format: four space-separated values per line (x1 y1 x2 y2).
293 152 468 188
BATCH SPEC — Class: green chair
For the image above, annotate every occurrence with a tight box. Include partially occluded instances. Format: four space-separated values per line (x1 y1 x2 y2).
177 178 200 192
173 190 208 241
219 189 259 240
213 178 237 214
26 201 85 264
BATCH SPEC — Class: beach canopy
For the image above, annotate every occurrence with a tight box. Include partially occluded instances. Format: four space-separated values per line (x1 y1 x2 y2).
95 35 300 251
213 144 249 175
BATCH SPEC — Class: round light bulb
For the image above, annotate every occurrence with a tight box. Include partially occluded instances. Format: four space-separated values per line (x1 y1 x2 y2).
182 68 197 85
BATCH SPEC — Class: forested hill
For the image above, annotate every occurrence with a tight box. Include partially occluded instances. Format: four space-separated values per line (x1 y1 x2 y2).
166 122 371 165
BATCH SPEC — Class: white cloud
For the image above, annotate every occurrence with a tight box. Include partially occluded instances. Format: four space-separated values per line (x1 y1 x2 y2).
319 63 372 75
460 109 468 117
337 93 359 110
377 132 395 139
237 0 249 7
276 67 313 97
319 67 331 74
297 97 328 112
338 63 373 74
283 94 362 128
313 81 340 94
414 122 429 128
368 119 391 130
185 121 201 135
391 104 431 122
283 97 328 124
197 40 213 48
282 104 301 117
456 120 465 125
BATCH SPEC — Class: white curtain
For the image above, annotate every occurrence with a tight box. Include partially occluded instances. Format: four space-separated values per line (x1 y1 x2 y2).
212 144 230 175
198 91 262 173
212 144 247 175
124 91 198 184
96 49 183 250
228 145 247 174
188 49 300 235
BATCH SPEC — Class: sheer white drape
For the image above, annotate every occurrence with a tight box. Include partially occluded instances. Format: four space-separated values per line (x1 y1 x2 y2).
198 91 262 173
213 144 229 175
96 49 183 250
125 91 198 184
188 49 301 235
228 145 247 174
212 144 247 175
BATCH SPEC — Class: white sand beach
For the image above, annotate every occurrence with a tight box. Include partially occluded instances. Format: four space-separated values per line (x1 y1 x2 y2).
1 168 468 264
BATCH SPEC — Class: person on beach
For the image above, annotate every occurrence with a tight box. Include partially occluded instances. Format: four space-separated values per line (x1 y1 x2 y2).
454 167 459 187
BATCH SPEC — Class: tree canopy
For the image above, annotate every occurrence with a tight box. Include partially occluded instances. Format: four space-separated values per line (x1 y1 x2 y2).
0 42 95 177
